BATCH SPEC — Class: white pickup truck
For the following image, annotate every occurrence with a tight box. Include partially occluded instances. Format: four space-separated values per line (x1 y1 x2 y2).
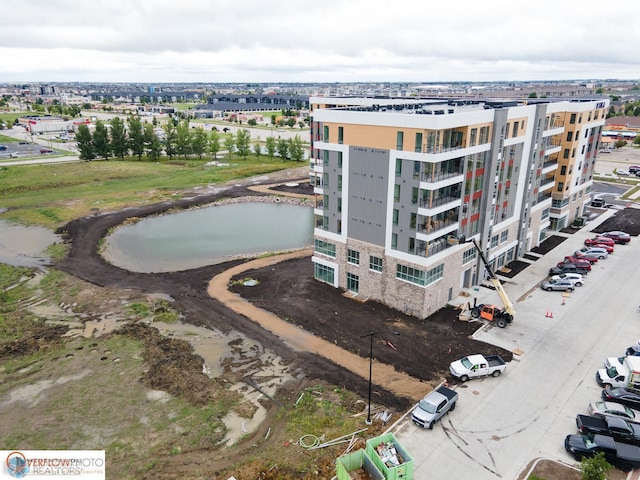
449 354 507 382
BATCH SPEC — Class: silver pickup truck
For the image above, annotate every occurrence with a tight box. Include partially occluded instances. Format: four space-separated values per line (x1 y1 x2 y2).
411 385 458 429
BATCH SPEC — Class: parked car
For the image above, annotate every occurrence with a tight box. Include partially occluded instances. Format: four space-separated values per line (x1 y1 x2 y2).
585 237 615 248
564 433 640 472
589 401 640 422
617 169 631 176
576 247 609 260
411 386 458 429
550 273 584 286
629 166 640 174
589 243 614 253
591 198 606 208
572 250 599 263
541 279 575 292
560 257 592 270
602 387 640 410
601 231 631 244
577 414 640 446
40 148 54 154
18 141 30 145
449 354 507 381
549 264 590 276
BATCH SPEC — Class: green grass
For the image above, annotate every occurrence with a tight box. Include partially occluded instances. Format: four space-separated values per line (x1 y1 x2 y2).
0 155 303 228
0 133 18 143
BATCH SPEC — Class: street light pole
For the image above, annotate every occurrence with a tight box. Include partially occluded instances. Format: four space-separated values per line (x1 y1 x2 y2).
360 330 400 425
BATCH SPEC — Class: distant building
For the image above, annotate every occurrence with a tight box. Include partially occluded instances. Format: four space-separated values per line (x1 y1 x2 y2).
309 96 608 318
602 116 640 145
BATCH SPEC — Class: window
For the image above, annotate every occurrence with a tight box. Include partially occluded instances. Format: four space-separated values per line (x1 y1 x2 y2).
541 208 550 219
570 113 576 124
512 122 519 137
323 194 329 209
314 239 336 257
322 215 329 230
369 256 383 272
314 263 335 284
470 128 477 146
479 126 490 143
338 126 344 144
413 161 420 179
323 150 329 166
563 149 570 159
462 248 476 264
411 187 418 205
338 174 342 190
410 213 417 229
323 172 329 187
346 273 359 292
391 233 398 249
500 230 508 243
490 234 499 248
415 132 423 153
337 152 343 168
337 197 342 212
396 131 404 151
323 125 329 141
571 148 576 158
505 123 510 138
394 184 400 202
566 131 573 142
584 129 588 138
557 182 564 192
560 165 567 175
392 209 399 225
347 249 360 265
395 158 402 176
396 264 426 285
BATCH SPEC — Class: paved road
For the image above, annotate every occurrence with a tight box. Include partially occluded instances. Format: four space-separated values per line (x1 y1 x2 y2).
392 209 640 479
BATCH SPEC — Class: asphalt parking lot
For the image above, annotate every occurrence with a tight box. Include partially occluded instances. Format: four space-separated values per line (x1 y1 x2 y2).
392 208 640 479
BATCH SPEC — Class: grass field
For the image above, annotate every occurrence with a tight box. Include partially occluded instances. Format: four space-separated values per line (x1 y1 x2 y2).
0 155 303 228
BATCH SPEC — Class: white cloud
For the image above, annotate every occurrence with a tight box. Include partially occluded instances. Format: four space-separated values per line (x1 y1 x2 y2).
1 0 638 82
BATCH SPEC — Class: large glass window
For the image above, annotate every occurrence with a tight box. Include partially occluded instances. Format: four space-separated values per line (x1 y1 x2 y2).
396 263 443 286
395 158 402 176
394 184 400 202
314 239 336 257
323 125 329 141
369 256 383 272
338 126 344 144
337 152 343 168
415 132 423 153
347 249 360 265
462 249 476 264
396 131 404 151
392 209 399 225
346 273 359 293
314 263 335 284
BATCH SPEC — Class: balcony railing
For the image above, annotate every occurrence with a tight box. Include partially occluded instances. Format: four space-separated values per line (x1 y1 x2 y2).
419 216 458 234
539 178 555 189
420 169 464 183
542 159 558 169
419 195 460 209
537 191 552 203
416 237 455 258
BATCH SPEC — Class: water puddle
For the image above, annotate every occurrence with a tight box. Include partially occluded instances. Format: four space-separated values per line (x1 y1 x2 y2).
0 220 60 267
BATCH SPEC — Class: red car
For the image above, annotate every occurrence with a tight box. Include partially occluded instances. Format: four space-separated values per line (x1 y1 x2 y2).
585 237 615 248
590 243 614 253
572 251 598 263
560 257 592 270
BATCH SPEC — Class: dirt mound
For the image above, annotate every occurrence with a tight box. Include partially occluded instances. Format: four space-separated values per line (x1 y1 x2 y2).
592 207 640 236
0 324 69 357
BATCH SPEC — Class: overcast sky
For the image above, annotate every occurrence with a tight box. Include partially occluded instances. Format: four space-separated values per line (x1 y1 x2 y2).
1 0 638 84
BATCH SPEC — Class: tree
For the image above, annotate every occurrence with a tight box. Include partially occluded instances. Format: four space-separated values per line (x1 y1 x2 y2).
298 121 305 129
175 121 192 159
615 139 628 149
595 87 604 94
633 135 640 146
265 136 277 158
287 117 296 128
247 118 257 127
128 116 145 160
110 117 128 160
252 142 262 158
163 122 178 160
143 123 162 161
92 120 111 160
528 92 538 98
288 135 305 162
208 130 221 159
224 133 235 157
580 451 612 480
276 137 289 160
76 124 95 161
235 129 251 158
270 114 276 125
191 127 208 159
81 102 92 110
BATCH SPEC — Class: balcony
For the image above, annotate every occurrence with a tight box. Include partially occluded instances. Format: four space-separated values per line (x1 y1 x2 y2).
415 235 457 258
419 195 460 209
420 168 464 183
536 191 552 203
418 211 459 234
539 178 555 190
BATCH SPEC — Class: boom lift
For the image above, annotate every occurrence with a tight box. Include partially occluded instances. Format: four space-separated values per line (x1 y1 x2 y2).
465 238 515 328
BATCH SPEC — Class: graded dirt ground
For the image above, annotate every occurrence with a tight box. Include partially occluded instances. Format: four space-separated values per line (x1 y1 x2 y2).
5 166 640 479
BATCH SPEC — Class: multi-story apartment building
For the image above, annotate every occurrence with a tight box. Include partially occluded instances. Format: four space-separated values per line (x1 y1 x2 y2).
309 96 608 318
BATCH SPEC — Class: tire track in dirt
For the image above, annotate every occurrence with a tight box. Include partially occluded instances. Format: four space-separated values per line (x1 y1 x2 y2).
207 248 427 402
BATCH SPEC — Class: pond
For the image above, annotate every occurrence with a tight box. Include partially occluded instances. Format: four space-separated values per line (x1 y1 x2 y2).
102 201 313 273
0 220 60 268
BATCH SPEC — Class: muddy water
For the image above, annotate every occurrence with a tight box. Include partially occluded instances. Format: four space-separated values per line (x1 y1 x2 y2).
102 202 313 273
0 220 60 267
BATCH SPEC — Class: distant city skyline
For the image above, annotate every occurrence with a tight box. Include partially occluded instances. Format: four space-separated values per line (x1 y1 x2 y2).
2 0 639 83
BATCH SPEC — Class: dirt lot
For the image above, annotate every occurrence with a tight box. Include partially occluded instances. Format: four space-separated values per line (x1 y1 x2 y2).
8 169 639 479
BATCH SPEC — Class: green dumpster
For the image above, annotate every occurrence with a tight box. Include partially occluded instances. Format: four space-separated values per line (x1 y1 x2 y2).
365 433 413 480
336 448 384 480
